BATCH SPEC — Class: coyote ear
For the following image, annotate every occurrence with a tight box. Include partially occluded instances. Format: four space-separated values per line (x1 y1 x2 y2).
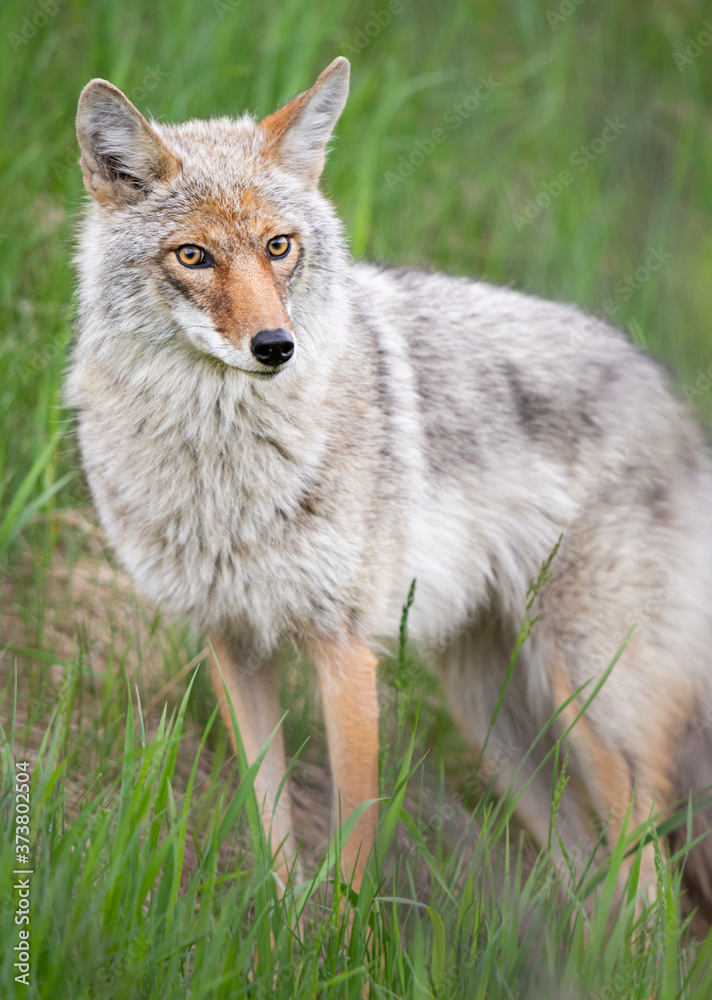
259 57 350 187
76 79 179 206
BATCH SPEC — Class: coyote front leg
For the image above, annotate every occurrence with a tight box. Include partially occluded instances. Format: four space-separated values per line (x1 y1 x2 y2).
208 636 297 889
310 637 380 891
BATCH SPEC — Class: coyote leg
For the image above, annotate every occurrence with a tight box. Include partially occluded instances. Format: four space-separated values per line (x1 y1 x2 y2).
309 636 380 891
209 635 298 889
549 659 661 907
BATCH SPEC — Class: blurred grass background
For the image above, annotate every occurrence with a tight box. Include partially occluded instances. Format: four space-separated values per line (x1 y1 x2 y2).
1 0 712 996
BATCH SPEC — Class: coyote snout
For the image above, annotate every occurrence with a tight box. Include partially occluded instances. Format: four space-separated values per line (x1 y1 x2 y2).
166 245 297 373
250 328 295 367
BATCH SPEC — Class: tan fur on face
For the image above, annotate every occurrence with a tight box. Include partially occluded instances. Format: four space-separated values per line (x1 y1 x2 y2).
157 197 300 349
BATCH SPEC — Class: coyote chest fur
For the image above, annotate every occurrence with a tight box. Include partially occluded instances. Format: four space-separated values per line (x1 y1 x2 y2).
69 58 712 922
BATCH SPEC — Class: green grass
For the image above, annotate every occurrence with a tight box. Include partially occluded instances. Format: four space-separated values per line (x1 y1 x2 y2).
2 595 712 998
1 0 712 996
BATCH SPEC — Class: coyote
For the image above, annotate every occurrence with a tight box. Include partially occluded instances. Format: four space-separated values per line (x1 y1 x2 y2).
68 57 712 918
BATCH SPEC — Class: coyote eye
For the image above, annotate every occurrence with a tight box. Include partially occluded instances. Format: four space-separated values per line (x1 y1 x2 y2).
267 235 291 259
176 245 210 268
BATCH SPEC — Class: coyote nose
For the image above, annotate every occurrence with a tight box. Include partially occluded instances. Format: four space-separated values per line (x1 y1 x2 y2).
250 328 294 367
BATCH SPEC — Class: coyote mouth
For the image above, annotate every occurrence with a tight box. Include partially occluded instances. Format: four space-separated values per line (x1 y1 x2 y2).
245 368 281 380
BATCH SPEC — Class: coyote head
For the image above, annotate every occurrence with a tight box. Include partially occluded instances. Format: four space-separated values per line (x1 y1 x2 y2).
75 59 350 378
